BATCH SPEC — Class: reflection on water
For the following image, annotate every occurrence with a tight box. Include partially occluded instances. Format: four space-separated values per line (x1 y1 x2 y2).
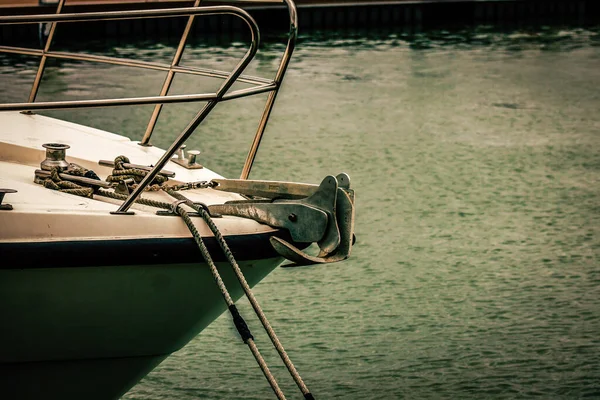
1 27 600 399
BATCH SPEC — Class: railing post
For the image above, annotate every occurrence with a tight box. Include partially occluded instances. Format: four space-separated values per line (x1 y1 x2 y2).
28 0 66 105
240 0 297 180
139 0 202 146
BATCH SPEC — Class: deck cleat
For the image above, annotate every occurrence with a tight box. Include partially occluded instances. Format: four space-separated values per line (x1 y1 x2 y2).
0 188 17 211
172 145 203 169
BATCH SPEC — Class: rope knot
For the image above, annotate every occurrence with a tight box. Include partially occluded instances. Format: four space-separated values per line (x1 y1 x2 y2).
49 167 61 182
114 155 130 170
42 167 94 198
106 155 167 192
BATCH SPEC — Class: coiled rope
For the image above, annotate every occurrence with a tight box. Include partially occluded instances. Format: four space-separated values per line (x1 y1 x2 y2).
42 163 97 198
40 158 315 400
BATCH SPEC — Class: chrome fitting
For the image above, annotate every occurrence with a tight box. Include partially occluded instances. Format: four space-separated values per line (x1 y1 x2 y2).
172 146 203 169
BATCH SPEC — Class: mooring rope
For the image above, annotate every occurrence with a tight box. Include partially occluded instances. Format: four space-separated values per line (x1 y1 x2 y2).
96 187 288 398
96 188 170 210
174 200 287 400
166 189 316 400
38 157 315 399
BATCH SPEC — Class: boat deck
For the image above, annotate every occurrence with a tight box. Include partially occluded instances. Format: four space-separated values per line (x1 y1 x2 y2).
0 111 271 242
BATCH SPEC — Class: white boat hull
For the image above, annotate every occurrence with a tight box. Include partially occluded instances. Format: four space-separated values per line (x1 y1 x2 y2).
0 257 283 399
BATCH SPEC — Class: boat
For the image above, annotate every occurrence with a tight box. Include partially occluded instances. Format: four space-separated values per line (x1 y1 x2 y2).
0 1 356 399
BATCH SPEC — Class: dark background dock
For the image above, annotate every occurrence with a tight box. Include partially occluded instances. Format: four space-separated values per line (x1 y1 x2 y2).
1 1 599 42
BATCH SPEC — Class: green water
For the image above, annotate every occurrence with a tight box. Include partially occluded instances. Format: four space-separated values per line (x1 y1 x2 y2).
1 26 600 399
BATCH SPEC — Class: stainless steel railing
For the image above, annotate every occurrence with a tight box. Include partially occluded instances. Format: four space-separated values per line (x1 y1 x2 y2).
0 0 298 213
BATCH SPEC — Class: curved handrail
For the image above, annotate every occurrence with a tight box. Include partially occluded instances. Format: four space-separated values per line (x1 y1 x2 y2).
0 0 299 210
0 6 262 112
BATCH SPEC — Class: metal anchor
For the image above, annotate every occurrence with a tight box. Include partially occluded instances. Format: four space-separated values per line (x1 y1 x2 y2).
209 173 355 265
273 183 355 266
207 175 341 245
288 174 340 255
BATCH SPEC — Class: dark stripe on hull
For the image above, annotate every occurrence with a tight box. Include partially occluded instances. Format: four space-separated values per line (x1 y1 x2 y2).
0 230 308 269
0 354 167 400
